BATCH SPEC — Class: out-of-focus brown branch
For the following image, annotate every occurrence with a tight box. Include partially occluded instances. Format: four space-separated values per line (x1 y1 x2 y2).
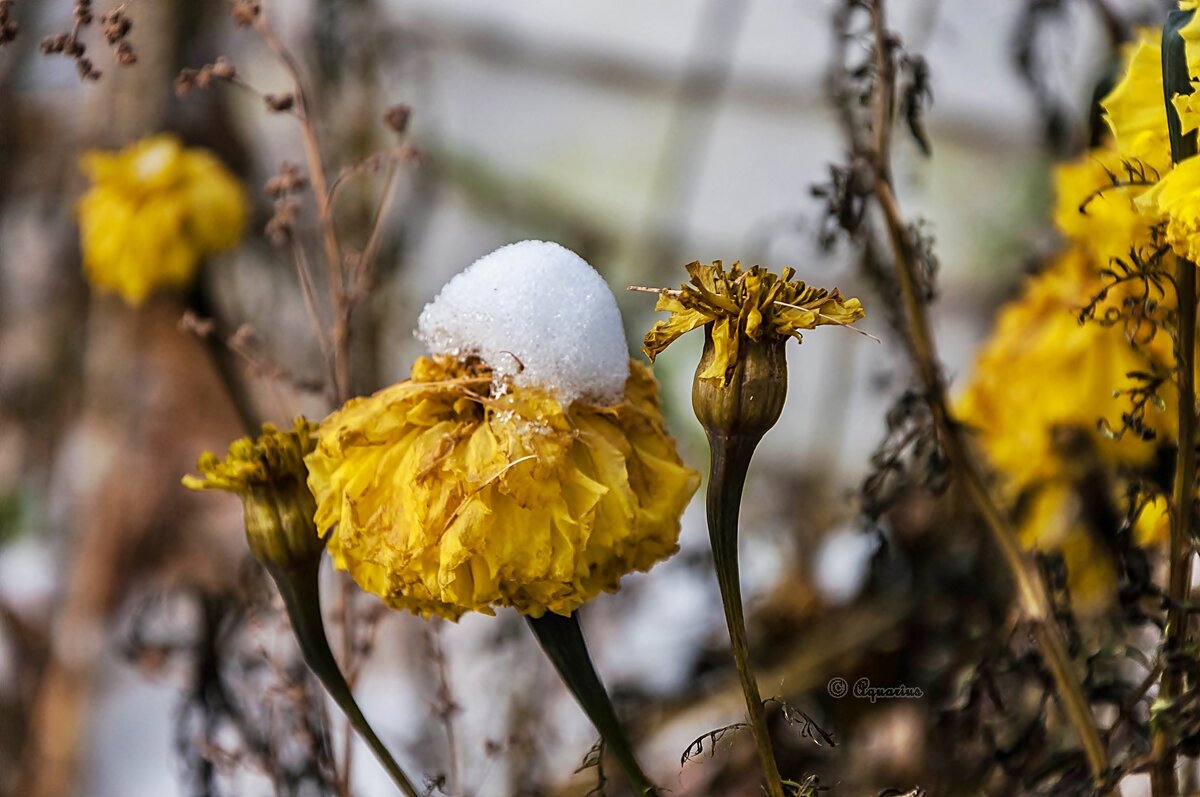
863 0 1111 789
252 6 350 403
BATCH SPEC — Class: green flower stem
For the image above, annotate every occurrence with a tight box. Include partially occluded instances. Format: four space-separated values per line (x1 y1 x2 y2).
706 432 785 797
1152 11 1197 796
527 612 659 796
271 565 422 797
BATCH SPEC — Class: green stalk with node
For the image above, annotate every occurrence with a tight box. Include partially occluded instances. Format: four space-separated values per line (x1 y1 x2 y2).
637 261 867 797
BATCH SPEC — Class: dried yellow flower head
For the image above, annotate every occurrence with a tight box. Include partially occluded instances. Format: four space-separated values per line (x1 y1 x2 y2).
305 356 699 621
184 418 324 574
641 261 864 440
78 134 247 306
642 261 864 383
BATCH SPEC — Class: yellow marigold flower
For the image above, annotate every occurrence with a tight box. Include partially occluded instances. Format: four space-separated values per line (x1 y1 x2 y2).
1136 155 1200 262
1101 27 1176 167
1053 146 1158 266
642 261 864 384
184 418 324 573
306 356 699 620
956 248 1172 494
78 134 247 306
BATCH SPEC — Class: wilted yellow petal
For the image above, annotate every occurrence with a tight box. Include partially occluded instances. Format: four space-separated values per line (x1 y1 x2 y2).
306 356 699 620
640 261 865 384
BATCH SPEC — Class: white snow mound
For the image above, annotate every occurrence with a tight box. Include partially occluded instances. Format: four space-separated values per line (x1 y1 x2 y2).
416 240 630 405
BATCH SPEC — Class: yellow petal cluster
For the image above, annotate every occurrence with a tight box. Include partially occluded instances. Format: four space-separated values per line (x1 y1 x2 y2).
957 248 1172 493
78 134 247 306
1137 155 1200 262
957 248 1176 606
1052 147 1158 267
641 261 865 384
184 418 325 572
1100 27 1176 168
1097 11 1200 263
305 356 700 620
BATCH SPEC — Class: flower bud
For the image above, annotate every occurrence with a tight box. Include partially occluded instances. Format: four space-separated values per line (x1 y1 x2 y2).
240 479 324 576
185 419 422 797
692 329 787 442
183 418 325 576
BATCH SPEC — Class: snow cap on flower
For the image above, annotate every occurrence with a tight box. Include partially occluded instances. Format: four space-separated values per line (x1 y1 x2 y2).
417 240 630 405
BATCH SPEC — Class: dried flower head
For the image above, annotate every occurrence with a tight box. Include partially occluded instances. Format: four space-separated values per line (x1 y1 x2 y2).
306 356 698 620
640 261 864 440
641 261 865 385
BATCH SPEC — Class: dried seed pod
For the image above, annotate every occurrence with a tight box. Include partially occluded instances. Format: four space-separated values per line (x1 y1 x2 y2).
264 93 295 112
384 104 411 134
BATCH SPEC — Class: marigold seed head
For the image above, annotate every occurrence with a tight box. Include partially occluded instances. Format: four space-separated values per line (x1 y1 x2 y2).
641 260 864 440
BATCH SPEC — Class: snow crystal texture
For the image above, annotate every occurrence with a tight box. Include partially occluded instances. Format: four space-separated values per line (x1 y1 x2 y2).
416 240 630 405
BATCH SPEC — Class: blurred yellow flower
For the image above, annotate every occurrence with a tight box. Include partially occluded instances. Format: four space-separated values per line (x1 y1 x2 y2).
305 356 699 620
78 134 247 306
641 261 864 384
1097 13 1200 265
184 418 325 574
1101 27 1175 168
957 248 1172 494
1052 146 1157 266
957 245 1182 605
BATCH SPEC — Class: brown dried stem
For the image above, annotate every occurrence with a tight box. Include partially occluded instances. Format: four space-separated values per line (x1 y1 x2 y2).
251 4 349 402
865 0 1111 788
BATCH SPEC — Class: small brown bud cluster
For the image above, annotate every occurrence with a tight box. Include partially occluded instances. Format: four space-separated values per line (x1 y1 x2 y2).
231 0 261 28
38 1 138 81
0 2 19 46
264 93 295 113
41 31 98 82
384 104 411 135
175 57 237 97
100 8 134 64
265 162 309 247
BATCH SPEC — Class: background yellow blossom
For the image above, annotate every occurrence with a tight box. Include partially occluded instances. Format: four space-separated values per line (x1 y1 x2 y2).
78 134 247 306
